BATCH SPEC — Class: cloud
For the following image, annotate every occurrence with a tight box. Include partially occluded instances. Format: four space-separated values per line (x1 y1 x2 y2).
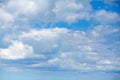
0 0 92 24
0 0 120 73
103 0 119 7
0 8 14 27
53 0 91 23
19 28 69 41
17 28 69 54
0 41 44 60
0 41 33 60
93 10 120 24
7 26 118 71
4 0 37 22
96 58 120 70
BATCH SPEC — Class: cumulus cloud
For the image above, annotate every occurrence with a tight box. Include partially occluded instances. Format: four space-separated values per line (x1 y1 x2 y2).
4 0 38 22
53 0 91 23
0 0 92 24
0 41 33 60
93 10 120 24
0 0 119 25
0 41 44 60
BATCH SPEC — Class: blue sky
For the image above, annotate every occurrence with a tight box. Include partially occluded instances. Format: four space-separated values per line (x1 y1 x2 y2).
0 0 120 80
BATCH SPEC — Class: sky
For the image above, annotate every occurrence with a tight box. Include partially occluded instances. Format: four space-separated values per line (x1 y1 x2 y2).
0 0 120 80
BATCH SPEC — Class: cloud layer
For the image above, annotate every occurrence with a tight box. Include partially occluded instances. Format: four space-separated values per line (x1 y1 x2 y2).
0 0 120 73
1 26 120 72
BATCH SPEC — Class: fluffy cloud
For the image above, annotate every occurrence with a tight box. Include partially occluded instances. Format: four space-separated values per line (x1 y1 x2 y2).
0 41 44 60
0 8 14 27
1 0 119 25
17 28 69 54
53 0 91 23
93 10 120 24
0 41 33 60
0 0 92 24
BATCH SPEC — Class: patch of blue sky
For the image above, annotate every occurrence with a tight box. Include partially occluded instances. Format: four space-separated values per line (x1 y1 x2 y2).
50 20 91 31
91 0 120 13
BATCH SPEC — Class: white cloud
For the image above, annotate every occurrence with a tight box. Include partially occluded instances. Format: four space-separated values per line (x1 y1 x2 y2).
17 28 69 54
93 10 120 24
46 52 93 71
0 41 33 60
1 0 92 23
19 28 69 41
18 26 120 71
0 8 14 27
4 0 37 22
1 26 120 71
0 41 44 60
53 0 91 23
0 0 120 73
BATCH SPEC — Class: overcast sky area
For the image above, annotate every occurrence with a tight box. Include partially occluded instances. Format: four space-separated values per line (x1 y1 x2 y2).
0 0 120 80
